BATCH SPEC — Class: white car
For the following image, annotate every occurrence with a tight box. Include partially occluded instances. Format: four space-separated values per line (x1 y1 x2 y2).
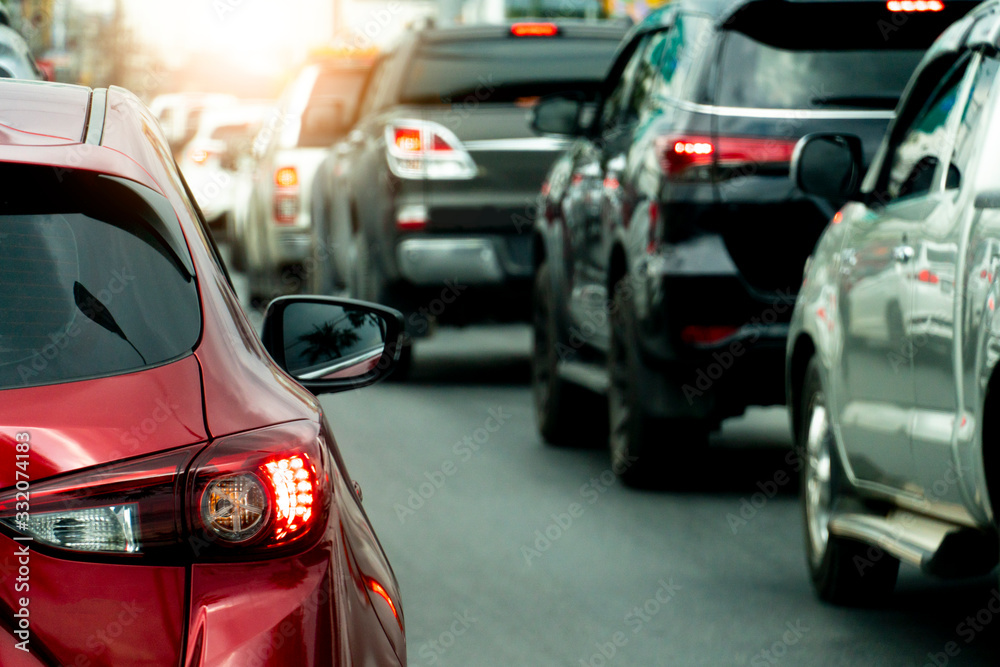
178 101 273 240
243 59 370 304
149 92 238 158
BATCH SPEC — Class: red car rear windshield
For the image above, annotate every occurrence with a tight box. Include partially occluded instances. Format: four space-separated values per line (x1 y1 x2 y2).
0 164 201 390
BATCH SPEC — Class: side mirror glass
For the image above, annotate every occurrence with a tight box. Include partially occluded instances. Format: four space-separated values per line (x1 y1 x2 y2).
792 133 864 203
261 297 405 394
531 94 585 137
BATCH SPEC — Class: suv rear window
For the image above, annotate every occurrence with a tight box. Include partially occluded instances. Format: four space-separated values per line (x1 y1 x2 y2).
717 33 921 110
298 67 368 147
0 164 201 390
401 37 620 104
716 2 976 110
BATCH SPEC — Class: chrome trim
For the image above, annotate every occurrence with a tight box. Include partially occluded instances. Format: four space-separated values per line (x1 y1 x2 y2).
463 137 573 152
396 238 504 285
674 99 895 120
298 346 384 380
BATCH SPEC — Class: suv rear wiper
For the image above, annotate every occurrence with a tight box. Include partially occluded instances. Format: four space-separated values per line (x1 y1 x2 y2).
810 95 898 110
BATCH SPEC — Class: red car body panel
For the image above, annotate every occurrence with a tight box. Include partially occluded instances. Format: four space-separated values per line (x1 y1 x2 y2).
0 541 187 666
0 81 405 666
0 356 207 488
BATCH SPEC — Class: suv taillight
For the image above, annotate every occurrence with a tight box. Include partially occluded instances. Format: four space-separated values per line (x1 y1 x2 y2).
274 166 299 224
654 135 798 182
385 120 477 180
0 421 328 562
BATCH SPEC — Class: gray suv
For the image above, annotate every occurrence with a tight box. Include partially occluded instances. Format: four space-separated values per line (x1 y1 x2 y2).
789 0 1000 605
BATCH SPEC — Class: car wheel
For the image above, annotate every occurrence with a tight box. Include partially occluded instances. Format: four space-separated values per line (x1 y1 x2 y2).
531 262 606 447
608 277 706 488
799 356 899 605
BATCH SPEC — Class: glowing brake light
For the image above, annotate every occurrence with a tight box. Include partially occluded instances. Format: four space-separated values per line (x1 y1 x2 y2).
917 269 940 284
511 22 559 37
190 421 327 555
275 166 298 188
394 128 422 152
655 135 798 182
887 0 944 11
264 455 317 541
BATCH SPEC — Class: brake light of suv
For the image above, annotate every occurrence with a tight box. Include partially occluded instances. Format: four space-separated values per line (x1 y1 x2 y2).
274 166 299 224
385 120 477 180
510 22 560 37
654 135 799 182
887 0 944 11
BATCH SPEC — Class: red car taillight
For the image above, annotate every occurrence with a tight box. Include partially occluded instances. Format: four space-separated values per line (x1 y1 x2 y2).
654 135 798 182
0 422 328 561
187 421 328 556
0 447 198 559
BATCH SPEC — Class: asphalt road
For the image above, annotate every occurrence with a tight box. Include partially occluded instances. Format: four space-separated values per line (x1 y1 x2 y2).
226 259 1000 667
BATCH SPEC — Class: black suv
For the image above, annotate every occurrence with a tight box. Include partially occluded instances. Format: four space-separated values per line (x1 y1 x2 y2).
530 0 978 485
310 21 627 369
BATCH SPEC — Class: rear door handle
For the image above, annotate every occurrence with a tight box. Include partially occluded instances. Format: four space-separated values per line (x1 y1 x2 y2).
893 245 915 263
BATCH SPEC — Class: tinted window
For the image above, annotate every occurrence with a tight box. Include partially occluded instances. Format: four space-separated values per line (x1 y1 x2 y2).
627 31 668 122
656 13 712 101
505 0 606 19
717 32 921 110
601 36 647 130
401 38 620 104
0 165 201 390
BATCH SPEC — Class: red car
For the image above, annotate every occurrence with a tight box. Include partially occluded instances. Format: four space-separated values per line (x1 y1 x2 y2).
0 80 407 666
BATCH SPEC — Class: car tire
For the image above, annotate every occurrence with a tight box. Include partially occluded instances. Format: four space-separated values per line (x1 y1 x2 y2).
531 262 607 447
799 356 899 605
608 277 707 488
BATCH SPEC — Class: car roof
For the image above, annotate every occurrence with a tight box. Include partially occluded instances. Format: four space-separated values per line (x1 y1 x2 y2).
0 79 168 194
